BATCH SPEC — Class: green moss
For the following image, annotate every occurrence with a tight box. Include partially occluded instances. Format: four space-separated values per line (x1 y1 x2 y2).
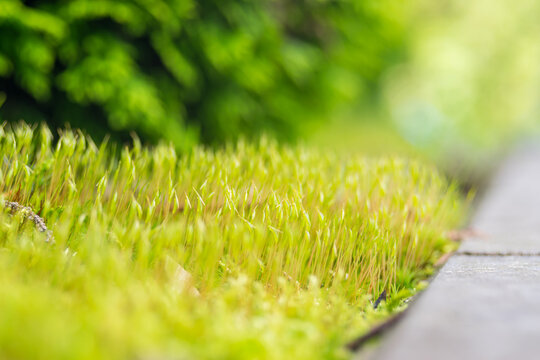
0 122 464 359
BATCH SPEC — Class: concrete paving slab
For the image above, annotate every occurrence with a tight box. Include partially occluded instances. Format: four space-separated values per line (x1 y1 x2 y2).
368 255 540 360
458 235 540 254
460 145 540 254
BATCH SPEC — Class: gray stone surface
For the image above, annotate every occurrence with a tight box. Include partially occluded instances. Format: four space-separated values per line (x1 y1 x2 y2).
363 144 540 360
368 256 540 360
459 144 540 254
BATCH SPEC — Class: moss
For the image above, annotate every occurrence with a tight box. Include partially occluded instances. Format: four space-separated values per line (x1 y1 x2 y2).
0 122 464 359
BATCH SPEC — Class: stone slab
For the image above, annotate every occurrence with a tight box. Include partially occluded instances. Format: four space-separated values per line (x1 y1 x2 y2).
458 236 540 254
459 144 540 254
367 255 540 360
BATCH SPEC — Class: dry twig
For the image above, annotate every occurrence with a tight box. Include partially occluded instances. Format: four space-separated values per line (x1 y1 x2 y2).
3 200 54 243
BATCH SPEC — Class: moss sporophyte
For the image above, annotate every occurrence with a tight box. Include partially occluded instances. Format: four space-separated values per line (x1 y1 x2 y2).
0 123 464 360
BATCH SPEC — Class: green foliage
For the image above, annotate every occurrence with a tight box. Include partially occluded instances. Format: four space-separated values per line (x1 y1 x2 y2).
0 122 463 359
383 0 540 158
0 0 408 149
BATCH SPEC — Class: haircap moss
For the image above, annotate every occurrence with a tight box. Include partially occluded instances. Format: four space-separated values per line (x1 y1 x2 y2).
0 122 465 360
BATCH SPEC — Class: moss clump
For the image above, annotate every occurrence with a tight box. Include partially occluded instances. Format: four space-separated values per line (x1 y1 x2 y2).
0 123 463 359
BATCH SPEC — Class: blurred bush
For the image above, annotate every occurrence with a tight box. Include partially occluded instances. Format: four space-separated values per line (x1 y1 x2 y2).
0 0 408 149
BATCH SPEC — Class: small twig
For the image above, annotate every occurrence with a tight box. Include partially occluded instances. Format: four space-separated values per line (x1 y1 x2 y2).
434 251 454 267
445 227 485 242
373 289 387 309
3 200 54 243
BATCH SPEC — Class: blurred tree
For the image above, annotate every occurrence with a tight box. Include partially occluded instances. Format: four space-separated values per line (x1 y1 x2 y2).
0 0 408 149
383 0 540 156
